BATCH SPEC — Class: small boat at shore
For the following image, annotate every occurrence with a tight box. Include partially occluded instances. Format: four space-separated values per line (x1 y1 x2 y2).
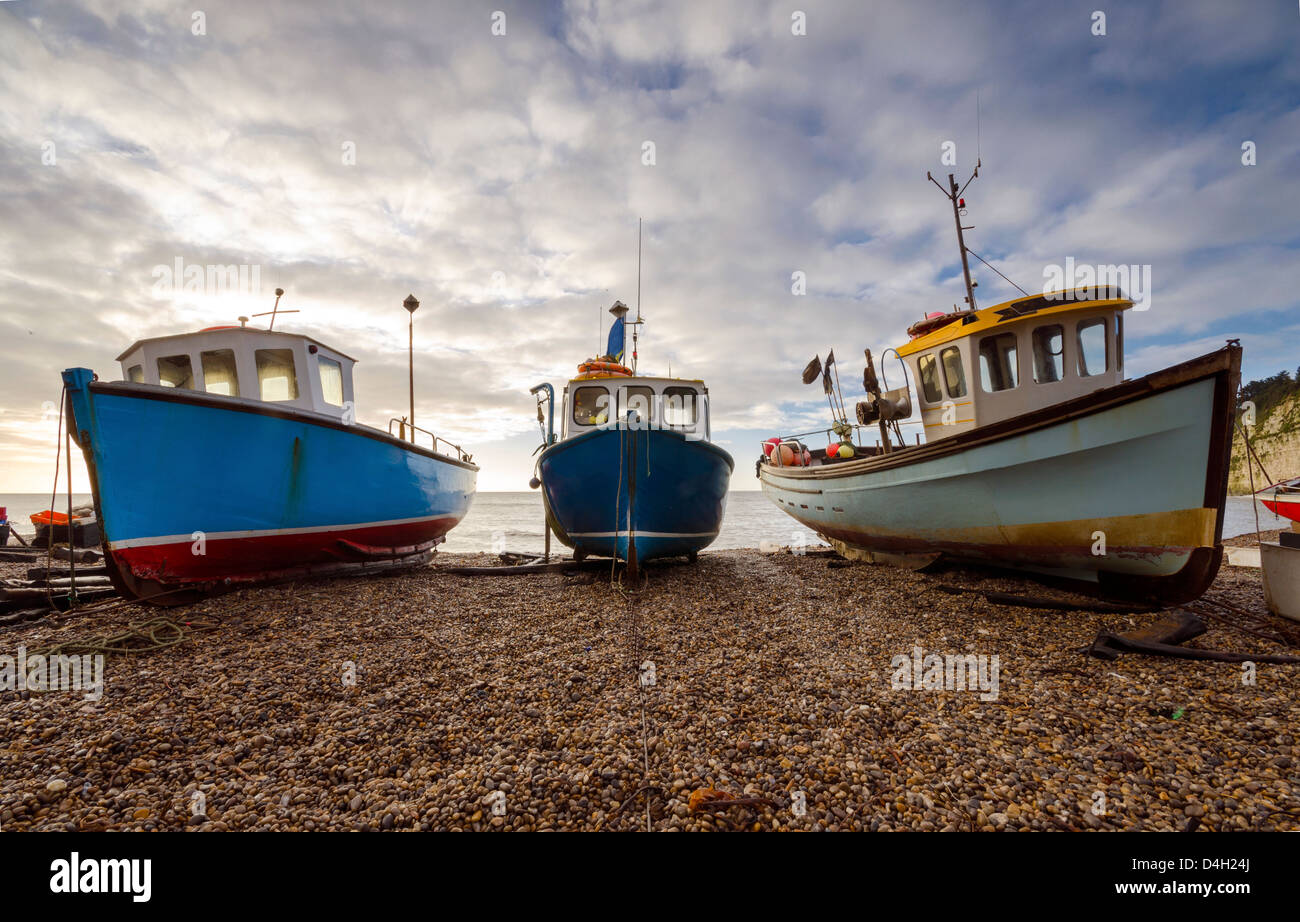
529 301 733 575
757 167 1241 604
1258 477 1300 522
62 295 477 604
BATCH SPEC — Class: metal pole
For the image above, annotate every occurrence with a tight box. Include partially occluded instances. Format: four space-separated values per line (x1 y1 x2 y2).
408 312 414 432
403 294 420 436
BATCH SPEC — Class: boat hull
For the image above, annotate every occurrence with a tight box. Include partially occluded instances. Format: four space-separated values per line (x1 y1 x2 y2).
62 368 477 603
1260 494 1300 523
759 348 1240 603
539 425 733 561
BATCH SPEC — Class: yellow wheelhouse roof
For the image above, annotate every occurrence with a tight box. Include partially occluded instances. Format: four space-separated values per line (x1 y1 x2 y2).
896 288 1134 357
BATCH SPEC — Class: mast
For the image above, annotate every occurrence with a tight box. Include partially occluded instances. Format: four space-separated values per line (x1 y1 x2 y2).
927 163 980 311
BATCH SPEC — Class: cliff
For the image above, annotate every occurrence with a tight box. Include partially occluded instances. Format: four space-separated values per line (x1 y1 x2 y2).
1229 374 1300 494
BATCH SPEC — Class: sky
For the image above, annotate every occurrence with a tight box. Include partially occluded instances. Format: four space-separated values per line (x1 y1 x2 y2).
0 0 1297 494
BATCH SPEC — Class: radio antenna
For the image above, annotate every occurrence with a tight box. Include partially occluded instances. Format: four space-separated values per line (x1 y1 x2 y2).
633 218 642 374
251 287 298 330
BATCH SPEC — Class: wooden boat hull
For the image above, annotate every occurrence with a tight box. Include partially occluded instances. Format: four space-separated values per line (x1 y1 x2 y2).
758 347 1240 604
539 425 733 561
62 368 477 604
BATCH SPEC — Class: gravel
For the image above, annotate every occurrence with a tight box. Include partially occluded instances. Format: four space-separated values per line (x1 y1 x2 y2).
1 547 1297 831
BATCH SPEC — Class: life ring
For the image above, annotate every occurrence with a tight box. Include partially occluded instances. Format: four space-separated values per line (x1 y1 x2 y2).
578 360 632 376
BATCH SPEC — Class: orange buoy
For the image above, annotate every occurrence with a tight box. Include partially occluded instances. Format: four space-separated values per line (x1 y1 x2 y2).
578 360 632 376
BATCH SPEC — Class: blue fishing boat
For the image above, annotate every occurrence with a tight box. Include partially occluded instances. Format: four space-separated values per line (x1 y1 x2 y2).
529 301 733 574
757 168 1241 604
62 295 477 604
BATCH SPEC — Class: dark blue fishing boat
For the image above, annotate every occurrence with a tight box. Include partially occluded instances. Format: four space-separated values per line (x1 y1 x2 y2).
529 302 733 574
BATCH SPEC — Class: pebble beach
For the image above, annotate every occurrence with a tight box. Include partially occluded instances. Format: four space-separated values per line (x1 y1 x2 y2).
1 544 1297 832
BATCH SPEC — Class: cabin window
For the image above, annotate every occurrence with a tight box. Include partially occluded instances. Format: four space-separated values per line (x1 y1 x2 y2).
1031 324 1065 384
917 354 942 403
201 349 240 397
317 356 344 407
1077 318 1109 377
619 385 655 424
663 387 699 427
126 365 144 383
256 349 299 401
978 333 1019 392
157 354 194 390
1115 313 1124 378
940 346 967 398
572 386 610 426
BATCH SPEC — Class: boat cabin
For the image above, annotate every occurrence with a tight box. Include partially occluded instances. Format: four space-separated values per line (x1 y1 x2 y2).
560 375 711 442
115 325 357 420
897 288 1132 440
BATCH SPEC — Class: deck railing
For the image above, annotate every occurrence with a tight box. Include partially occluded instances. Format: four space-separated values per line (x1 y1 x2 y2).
388 418 473 463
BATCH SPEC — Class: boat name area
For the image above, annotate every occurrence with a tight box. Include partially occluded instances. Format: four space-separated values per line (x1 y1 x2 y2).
890 645 1000 701
1042 256 1151 311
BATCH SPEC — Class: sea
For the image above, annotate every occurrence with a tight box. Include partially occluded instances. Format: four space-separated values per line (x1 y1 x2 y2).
0 491 1283 554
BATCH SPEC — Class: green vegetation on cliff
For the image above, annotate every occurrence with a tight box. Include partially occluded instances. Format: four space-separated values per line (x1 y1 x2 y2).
1230 367 1300 494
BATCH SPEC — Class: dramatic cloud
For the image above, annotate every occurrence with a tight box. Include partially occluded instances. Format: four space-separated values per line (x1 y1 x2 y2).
0 0 1295 491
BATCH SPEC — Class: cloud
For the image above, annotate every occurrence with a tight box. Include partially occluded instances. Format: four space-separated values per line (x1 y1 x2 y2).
0 0 1295 494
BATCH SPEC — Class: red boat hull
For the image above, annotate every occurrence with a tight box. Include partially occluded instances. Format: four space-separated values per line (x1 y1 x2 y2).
1261 496 1300 523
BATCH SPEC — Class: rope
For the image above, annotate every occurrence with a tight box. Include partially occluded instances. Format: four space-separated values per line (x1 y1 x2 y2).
26 616 220 660
966 248 1030 297
44 385 67 612
1238 418 1277 488
610 419 625 587
1237 419 1263 547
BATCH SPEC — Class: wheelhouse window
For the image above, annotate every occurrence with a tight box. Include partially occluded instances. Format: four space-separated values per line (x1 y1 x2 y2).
940 346 966 398
663 386 699 427
619 385 655 424
978 333 1019 392
157 354 194 389
1031 324 1065 384
256 349 299 401
917 353 942 403
126 364 144 383
317 355 344 407
201 349 240 397
572 385 610 426
1077 318 1109 377
1115 313 1124 378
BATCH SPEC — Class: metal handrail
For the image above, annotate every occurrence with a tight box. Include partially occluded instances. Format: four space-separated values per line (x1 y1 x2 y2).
388 418 473 463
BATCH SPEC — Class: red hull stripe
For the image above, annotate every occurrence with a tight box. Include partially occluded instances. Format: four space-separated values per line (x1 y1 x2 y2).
107 513 454 550
113 516 459 583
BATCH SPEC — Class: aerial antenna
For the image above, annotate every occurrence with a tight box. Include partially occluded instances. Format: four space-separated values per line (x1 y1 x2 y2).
252 287 298 330
976 89 981 163
633 218 642 374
